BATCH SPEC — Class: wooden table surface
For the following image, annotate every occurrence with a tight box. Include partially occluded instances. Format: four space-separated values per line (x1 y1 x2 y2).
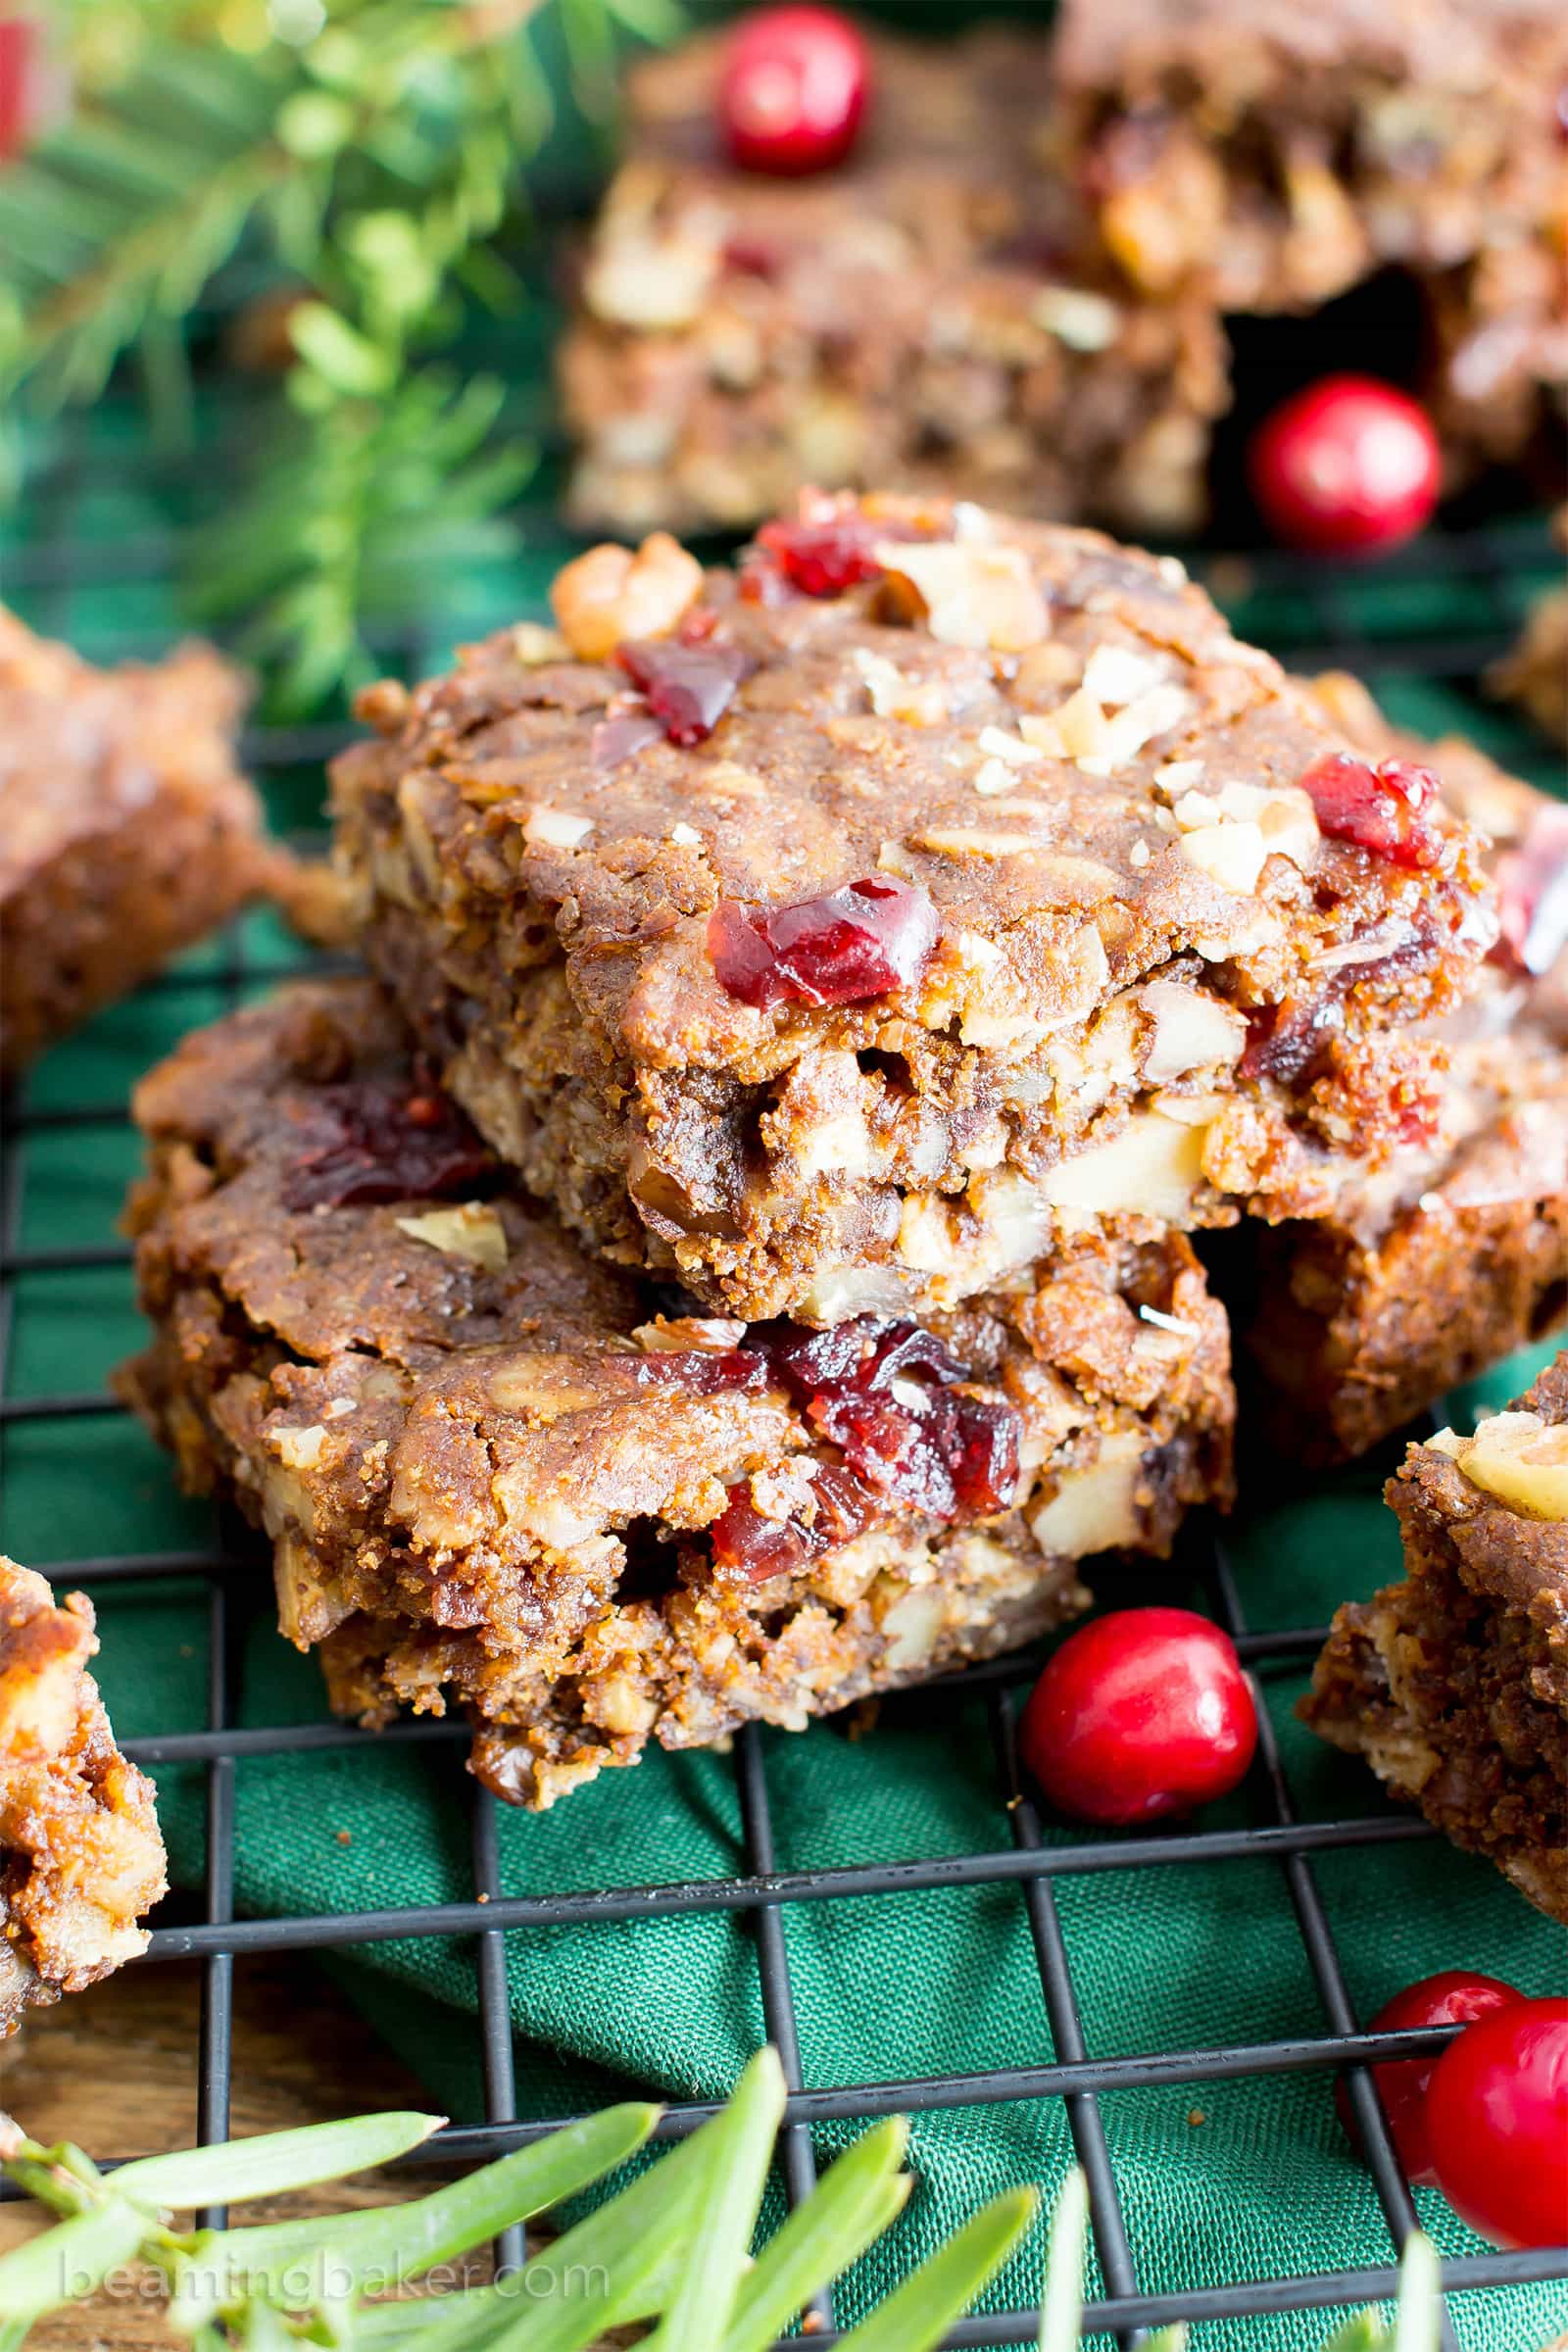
0 1957 451 2350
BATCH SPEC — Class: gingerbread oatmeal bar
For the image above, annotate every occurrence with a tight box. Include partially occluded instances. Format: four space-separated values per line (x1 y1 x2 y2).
119 980 1234 1807
1 1559 168 2034
332 493 1495 1329
561 27 1227 542
1049 0 1568 316
1302 1355 1568 1924
0 610 270 1079
1238 676 1568 1463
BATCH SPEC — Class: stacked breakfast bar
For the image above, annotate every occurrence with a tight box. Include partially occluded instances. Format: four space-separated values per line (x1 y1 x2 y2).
124 486 1566 1810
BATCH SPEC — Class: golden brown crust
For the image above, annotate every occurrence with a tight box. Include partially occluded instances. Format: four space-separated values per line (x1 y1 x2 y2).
0 1560 168 2035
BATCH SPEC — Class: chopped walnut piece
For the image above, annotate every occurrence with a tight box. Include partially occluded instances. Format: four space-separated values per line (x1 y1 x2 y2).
393 1201 510 1273
523 807 595 851
875 540 1050 652
1439 1411 1568 1520
550 533 705 662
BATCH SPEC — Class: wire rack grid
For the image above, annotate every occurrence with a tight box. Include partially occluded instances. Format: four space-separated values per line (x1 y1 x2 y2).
2 431 1567 2350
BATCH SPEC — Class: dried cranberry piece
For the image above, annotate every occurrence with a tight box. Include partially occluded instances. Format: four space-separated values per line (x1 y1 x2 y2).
1298 752 1446 870
708 875 938 1009
591 708 663 767
1495 803 1568 977
948 1394 1021 1516
623 1348 771 1396
739 1310 1020 1536
615 638 755 746
283 1080 494 1211
710 1460 880 1584
753 510 891 597
722 233 786 278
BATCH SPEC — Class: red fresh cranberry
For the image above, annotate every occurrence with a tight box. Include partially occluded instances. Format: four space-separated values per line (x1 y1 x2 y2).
615 638 754 747
1495 802 1568 977
718 5 869 177
708 875 938 1009
1424 1997 1568 2248
1336 1972 1523 2184
1019 1608 1258 1828
1298 752 1445 870
283 1081 495 1211
722 232 787 279
1248 375 1441 553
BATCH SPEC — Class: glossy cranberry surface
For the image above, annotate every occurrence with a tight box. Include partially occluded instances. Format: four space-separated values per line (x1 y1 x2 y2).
1495 802 1568 977
1298 752 1445 870
709 1313 1020 1582
1248 374 1441 553
708 875 938 1009
718 5 869 176
283 1081 495 1211
1424 1997 1568 2248
616 638 754 746
1335 1972 1523 2185
1019 1607 1258 1827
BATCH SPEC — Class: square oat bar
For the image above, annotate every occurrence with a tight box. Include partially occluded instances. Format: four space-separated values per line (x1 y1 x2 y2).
561 25 1227 542
1241 675 1568 1463
1303 1357 1568 1924
332 494 1496 1327
0 610 270 1078
120 980 1235 1808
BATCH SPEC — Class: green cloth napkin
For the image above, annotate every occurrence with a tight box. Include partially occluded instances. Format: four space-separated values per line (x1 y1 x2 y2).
5 410 1567 2347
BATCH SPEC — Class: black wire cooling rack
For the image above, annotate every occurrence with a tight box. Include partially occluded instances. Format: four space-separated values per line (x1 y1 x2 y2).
2 431 1566 2350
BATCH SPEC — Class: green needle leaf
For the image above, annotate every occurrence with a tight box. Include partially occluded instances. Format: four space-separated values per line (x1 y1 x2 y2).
190 2104 660 2310
0 2201 148 2326
637 2049 788 2352
1393 2232 1442 2352
834 2186 1039 2352
112 2113 446 2212
1038 2170 1088 2352
719 2118 911 2352
359 2108 716 2351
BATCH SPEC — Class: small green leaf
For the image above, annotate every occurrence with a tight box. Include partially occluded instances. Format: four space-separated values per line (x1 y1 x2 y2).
111 2112 445 2212
834 2186 1039 2352
720 2118 911 2352
638 2050 787 2352
0 2201 148 2326
1038 2170 1088 2352
287 303 396 397
1393 2231 1442 2352
197 2104 660 2307
275 90 355 159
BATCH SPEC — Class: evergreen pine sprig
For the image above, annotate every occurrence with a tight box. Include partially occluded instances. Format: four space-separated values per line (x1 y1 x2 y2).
0 0 680 710
0 2048 1444 2350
